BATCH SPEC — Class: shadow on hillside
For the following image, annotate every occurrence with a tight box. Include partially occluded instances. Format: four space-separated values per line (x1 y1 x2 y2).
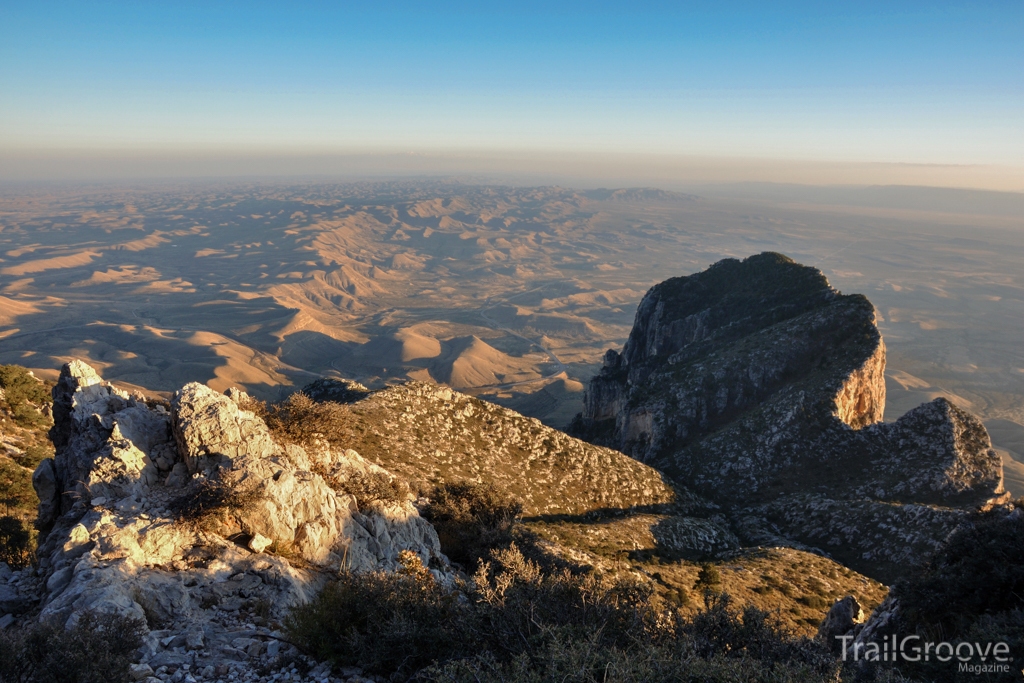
521 502 683 525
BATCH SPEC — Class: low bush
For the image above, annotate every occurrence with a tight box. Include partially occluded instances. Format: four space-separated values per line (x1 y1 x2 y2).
0 460 36 519
169 472 262 530
799 595 830 610
257 392 348 452
877 502 1024 682
287 544 838 683
0 517 33 569
0 610 146 683
422 481 523 569
424 637 835 683
331 470 408 510
896 504 1024 636
694 563 722 591
284 552 472 678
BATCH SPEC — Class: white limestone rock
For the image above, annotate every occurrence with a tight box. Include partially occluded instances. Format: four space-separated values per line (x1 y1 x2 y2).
30 360 446 637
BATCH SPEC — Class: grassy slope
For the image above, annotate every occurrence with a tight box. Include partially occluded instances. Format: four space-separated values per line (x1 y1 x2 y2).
529 514 888 637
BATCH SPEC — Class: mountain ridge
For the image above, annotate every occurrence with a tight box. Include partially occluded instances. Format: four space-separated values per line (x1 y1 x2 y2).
570 252 1004 581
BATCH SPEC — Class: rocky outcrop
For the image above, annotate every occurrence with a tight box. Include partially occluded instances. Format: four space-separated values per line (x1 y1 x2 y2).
39 359 176 528
301 377 370 404
817 595 865 648
312 380 677 517
26 361 444 675
571 253 1004 580
650 515 739 560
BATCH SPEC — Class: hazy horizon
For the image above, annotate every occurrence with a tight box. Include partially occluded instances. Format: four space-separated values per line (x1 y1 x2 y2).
3 2 1022 188
3 151 1024 195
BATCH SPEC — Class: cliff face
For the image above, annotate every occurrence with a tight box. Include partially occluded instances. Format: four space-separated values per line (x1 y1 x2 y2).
27 361 442 672
574 254 891 488
571 253 1004 581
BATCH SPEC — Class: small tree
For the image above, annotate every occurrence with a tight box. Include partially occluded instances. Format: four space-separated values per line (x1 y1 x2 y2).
0 517 33 569
694 563 722 591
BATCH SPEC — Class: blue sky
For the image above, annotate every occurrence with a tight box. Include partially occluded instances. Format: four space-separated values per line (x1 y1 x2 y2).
1 1 1021 165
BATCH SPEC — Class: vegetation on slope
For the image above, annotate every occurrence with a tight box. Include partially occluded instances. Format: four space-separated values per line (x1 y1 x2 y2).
421 481 524 570
0 610 145 683
255 380 886 637
286 546 842 683
526 514 887 637
874 500 1024 682
0 365 53 567
294 380 677 517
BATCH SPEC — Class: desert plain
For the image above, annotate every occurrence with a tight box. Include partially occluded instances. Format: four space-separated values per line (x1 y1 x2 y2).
1 180 1022 494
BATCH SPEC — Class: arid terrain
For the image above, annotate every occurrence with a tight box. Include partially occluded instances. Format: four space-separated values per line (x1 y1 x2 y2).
1 180 1023 493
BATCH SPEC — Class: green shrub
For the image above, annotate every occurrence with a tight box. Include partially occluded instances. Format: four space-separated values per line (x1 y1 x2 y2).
0 517 33 569
0 366 51 409
287 544 838 682
694 563 722 591
422 482 523 569
0 366 51 431
0 610 145 683
7 404 48 431
12 445 52 471
666 587 691 607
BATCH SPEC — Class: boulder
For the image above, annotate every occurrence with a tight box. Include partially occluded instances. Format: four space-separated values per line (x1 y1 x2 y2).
817 595 865 648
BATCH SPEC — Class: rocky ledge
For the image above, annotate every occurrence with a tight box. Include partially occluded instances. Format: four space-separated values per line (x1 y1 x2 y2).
570 253 1005 581
22 360 443 682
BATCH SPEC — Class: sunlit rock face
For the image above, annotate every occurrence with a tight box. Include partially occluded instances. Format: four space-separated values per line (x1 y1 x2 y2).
572 252 1004 581
31 360 443 636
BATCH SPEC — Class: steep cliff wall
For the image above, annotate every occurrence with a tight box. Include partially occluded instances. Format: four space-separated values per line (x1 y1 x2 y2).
570 253 1004 580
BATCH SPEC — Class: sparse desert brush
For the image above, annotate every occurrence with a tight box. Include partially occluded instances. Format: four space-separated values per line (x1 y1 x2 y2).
169 471 262 531
0 610 145 683
288 542 838 682
329 470 408 511
422 481 523 569
259 392 349 451
471 543 664 653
